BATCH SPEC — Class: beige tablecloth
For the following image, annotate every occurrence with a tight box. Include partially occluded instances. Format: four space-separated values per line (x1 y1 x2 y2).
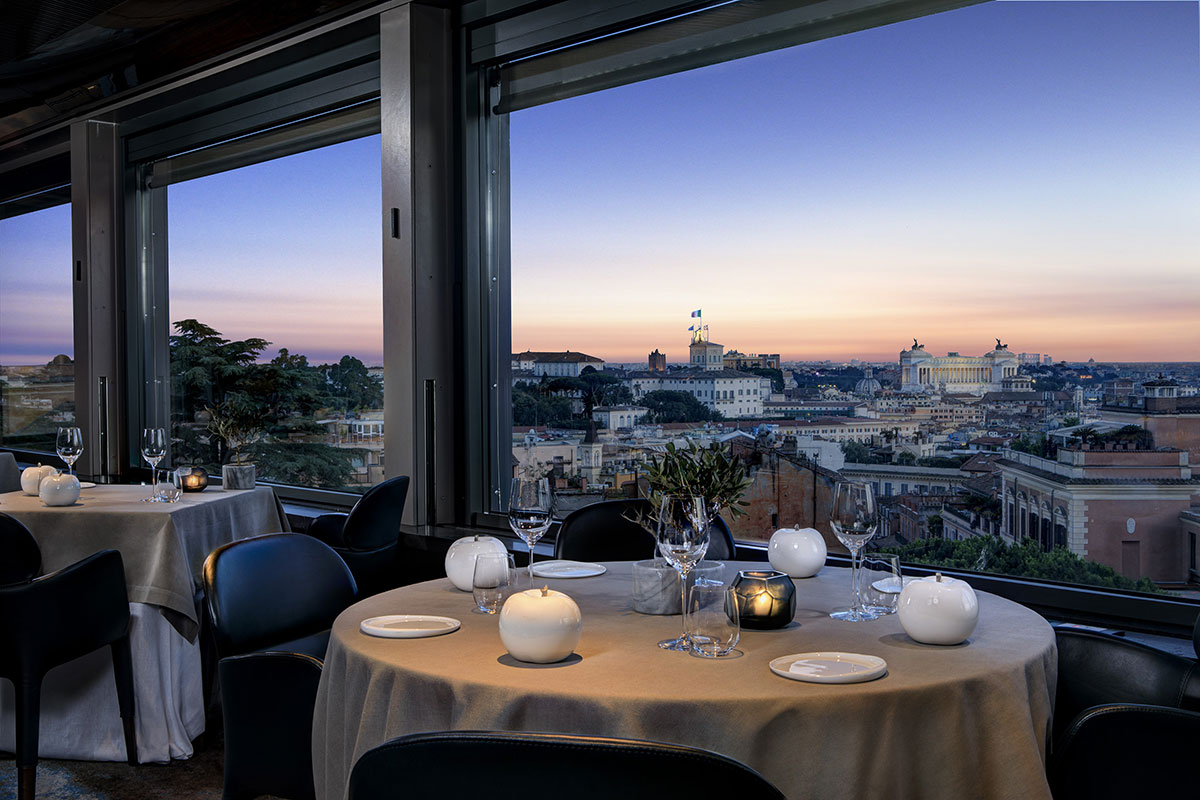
313 562 1056 800
0 484 289 641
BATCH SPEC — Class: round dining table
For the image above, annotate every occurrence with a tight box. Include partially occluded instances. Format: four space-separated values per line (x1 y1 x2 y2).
312 561 1056 800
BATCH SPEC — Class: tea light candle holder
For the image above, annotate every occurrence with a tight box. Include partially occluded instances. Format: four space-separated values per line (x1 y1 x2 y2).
731 569 796 630
178 467 208 492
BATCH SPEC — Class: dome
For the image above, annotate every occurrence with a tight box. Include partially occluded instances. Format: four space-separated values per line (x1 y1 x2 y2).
854 377 882 396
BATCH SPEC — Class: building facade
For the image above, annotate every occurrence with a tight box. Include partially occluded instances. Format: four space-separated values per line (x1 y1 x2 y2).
512 350 605 377
900 339 1020 394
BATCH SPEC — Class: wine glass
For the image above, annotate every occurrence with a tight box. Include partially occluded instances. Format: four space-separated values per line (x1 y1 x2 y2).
656 494 709 651
508 477 552 586
55 427 83 476
140 428 167 502
829 481 880 622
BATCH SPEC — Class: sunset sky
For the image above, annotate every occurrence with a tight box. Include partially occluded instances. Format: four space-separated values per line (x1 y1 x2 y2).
2 1 1197 368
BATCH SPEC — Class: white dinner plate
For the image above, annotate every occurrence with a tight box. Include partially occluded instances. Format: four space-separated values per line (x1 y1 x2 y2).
531 560 607 579
769 652 888 684
79 482 97 489
360 615 460 639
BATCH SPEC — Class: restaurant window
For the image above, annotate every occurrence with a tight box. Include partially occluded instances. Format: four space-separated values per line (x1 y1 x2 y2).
0 201 75 455
163 133 383 494
491 0 1200 602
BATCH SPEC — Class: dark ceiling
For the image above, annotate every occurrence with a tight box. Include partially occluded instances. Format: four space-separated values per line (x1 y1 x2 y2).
0 0 372 145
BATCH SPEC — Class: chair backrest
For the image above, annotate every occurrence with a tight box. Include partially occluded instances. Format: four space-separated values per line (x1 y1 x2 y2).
341 476 410 551
554 498 737 561
347 731 785 800
554 499 656 561
1050 703 1200 800
0 512 41 585
0 549 129 679
1054 627 1200 744
203 533 357 658
0 452 20 493
1193 614 1199 661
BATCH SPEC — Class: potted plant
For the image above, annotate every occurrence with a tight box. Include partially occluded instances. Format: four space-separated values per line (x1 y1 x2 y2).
643 440 751 524
206 396 262 490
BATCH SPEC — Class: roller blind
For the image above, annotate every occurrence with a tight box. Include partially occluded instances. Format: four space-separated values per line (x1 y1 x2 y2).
494 0 985 113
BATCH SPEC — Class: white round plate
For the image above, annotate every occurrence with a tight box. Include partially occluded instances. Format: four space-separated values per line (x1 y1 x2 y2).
360 615 460 639
79 482 97 489
769 652 888 684
531 560 607 579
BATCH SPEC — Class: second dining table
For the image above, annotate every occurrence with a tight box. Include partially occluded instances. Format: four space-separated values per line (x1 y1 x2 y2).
0 483 290 762
313 560 1057 800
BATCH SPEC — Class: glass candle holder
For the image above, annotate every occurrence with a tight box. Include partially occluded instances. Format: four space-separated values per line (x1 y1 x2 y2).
178 467 208 492
731 569 796 630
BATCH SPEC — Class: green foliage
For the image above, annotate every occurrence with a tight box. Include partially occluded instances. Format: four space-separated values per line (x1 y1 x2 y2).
841 441 871 463
895 451 917 466
877 536 1161 594
641 390 718 423
169 319 381 491
1010 433 1054 458
746 367 784 393
512 383 573 427
917 454 969 468
644 441 751 519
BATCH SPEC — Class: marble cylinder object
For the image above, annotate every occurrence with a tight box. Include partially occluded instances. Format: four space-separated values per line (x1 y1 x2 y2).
631 559 726 615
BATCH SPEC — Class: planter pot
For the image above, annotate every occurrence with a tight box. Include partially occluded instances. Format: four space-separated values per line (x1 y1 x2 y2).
221 464 256 490
632 558 726 615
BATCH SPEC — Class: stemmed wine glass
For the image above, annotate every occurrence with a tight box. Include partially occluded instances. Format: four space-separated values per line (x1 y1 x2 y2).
140 428 167 502
656 495 710 651
56 427 83 476
508 477 553 586
829 480 880 622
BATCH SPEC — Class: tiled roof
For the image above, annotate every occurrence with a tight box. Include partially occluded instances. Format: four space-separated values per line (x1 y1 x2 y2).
513 351 603 363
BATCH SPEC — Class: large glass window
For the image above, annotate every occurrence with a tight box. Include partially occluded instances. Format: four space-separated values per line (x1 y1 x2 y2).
167 135 383 493
504 1 1200 594
0 202 75 454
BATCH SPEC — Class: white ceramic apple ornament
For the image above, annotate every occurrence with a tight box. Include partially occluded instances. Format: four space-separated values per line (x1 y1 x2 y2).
21 463 58 495
498 586 582 663
444 534 508 591
39 471 81 507
898 573 979 645
767 527 827 578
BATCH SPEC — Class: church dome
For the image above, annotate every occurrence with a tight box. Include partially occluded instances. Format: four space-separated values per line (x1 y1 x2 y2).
855 376 882 396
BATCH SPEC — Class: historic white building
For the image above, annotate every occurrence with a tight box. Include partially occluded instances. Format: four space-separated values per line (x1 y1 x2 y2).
512 350 604 377
899 339 1019 395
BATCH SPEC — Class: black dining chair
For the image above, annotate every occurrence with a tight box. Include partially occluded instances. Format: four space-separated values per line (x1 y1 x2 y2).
305 475 409 597
0 513 137 800
203 533 357 800
553 498 737 562
347 731 785 800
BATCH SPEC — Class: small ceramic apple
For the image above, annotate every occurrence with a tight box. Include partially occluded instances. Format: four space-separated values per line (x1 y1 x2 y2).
39 471 81 507
21 463 58 495
499 586 582 663
767 527 827 578
898 573 979 645
444 534 508 592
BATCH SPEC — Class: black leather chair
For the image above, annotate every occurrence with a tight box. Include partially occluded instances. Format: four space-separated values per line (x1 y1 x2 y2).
306 475 409 597
347 731 785 800
1053 627 1200 748
1049 703 1200 800
203 533 358 800
0 513 137 800
553 498 737 562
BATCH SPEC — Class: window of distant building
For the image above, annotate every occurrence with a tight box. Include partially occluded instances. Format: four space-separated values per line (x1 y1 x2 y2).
0 201 75 455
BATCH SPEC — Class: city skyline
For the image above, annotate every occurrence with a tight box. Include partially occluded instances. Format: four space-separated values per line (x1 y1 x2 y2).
2 2 1198 367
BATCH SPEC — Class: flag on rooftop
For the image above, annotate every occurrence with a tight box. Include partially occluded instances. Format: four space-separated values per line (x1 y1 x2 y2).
688 325 696 331
691 309 701 317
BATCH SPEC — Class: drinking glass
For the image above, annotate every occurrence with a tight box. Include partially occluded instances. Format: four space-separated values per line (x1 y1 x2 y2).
686 579 740 658
55 427 83 476
829 481 880 622
860 553 903 616
656 495 709 651
472 552 516 614
155 469 183 503
140 428 167 502
509 477 552 586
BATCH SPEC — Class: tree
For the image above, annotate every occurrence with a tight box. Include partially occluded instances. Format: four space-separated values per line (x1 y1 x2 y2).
841 441 871 463
512 383 573 426
642 390 716 423
895 451 917 466
324 355 383 412
746 367 784 393
926 514 944 538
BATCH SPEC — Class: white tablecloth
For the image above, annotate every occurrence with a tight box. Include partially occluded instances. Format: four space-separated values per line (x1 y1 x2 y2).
0 484 289 762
